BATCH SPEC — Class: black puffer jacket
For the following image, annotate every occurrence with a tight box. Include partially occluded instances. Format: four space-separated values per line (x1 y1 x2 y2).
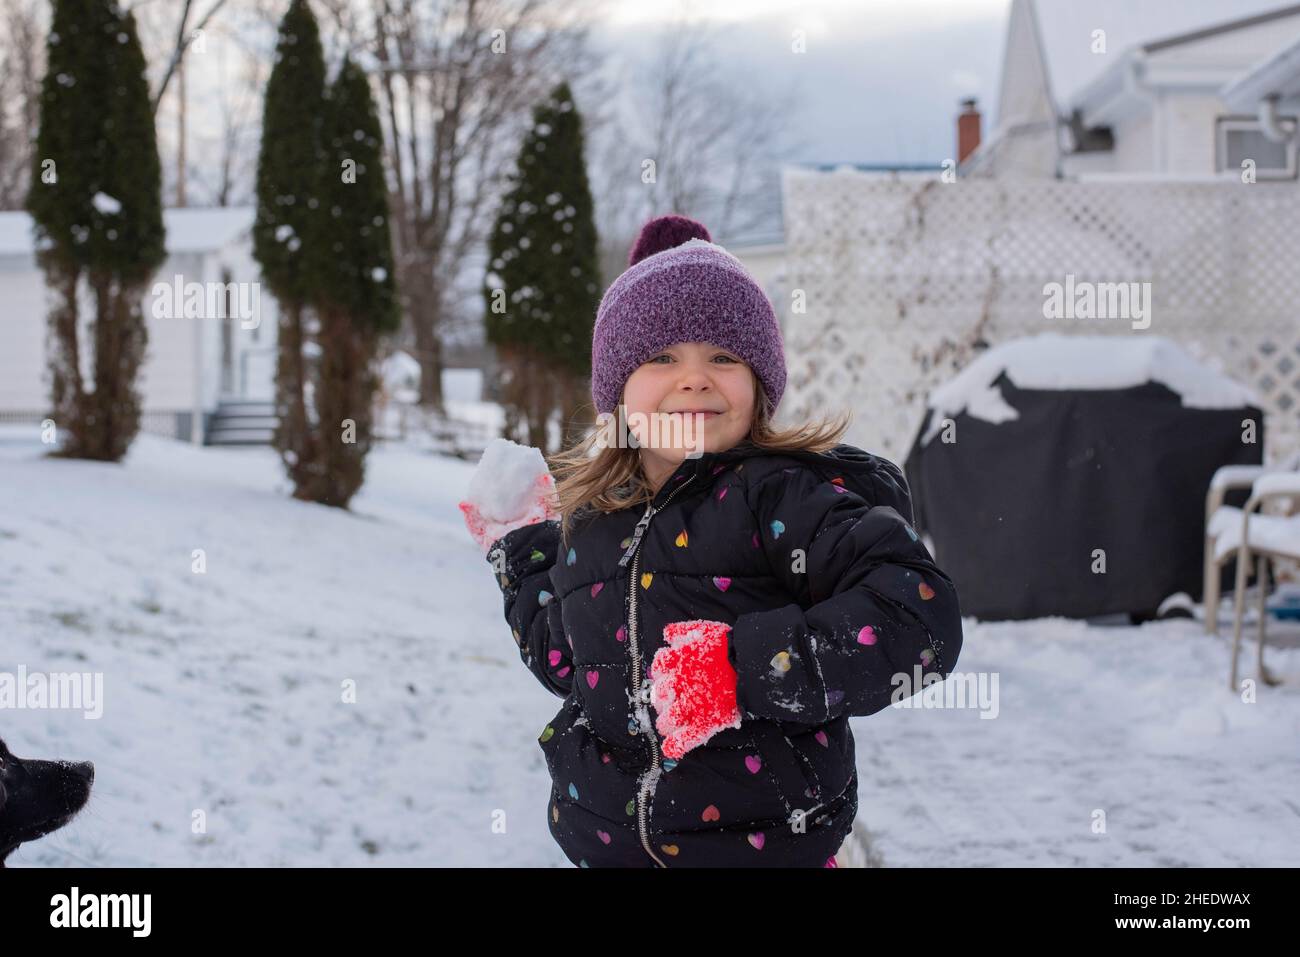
487 439 963 867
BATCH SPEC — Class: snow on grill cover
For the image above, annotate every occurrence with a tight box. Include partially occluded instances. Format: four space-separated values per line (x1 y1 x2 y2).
485 439 963 867
903 334 1265 621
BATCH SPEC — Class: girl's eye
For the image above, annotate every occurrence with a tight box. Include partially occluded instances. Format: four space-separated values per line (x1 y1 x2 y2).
650 354 738 363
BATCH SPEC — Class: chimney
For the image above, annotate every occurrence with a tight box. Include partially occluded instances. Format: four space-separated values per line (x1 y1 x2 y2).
957 98 981 164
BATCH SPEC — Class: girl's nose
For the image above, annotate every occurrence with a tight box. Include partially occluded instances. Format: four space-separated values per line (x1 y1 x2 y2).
675 366 714 389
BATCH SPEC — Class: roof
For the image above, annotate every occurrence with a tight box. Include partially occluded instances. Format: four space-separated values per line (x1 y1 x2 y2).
1028 0 1300 112
0 206 254 259
972 0 1300 171
1221 33 1300 107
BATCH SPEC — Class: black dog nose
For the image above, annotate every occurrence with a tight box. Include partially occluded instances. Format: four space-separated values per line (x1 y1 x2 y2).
72 762 94 785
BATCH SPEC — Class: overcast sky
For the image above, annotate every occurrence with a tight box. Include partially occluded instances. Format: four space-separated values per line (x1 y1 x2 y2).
591 0 1013 165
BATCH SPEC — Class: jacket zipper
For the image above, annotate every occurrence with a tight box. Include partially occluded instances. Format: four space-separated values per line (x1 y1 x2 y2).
618 473 694 868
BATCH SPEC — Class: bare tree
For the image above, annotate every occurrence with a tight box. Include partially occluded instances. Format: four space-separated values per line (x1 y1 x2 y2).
127 0 234 206
142 0 231 113
590 11 802 269
181 2 272 206
0 0 45 210
365 0 605 410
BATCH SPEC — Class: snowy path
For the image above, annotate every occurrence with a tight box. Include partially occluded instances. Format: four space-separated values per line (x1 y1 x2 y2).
2 427 1297 866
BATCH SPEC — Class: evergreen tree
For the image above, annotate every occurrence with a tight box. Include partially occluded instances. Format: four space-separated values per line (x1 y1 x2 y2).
311 57 398 337
303 55 399 507
253 0 327 494
484 81 600 451
27 0 165 461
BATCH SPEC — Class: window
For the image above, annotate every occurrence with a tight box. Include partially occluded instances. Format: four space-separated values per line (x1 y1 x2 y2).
1216 116 1298 179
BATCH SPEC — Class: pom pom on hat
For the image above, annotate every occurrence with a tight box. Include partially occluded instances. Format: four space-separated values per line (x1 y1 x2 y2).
627 215 712 267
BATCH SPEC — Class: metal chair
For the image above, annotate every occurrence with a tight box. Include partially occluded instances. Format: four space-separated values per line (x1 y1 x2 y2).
1225 470 1300 689
1204 451 1300 637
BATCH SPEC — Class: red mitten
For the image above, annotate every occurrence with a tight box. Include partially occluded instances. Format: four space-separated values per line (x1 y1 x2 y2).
649 620 742 759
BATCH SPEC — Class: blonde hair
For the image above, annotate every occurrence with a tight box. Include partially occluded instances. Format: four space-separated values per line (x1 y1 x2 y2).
546 368 852 547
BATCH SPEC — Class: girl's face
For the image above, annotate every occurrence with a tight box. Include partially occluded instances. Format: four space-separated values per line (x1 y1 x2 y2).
621 341 756 484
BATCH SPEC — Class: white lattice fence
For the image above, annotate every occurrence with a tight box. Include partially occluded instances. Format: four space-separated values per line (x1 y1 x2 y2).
779 169 1300 464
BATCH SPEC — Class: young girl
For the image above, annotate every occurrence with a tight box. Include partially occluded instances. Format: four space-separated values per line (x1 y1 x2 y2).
460 215 963 868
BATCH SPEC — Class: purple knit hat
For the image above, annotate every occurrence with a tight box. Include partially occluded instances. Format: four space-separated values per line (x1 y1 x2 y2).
590 215 787 416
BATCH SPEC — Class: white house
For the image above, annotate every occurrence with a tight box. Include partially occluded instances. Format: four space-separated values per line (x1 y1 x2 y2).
965 0 1300 179
0 206 277 445
775 1 1300 464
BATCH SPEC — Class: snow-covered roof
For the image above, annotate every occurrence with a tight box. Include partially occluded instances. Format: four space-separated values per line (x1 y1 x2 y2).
1221 33 1300 108
1072 5 1300 125
1027 0 1300 112
974 0 1300 174
1036 0 1300 110
164 207 253 254
921 333 1260 444
0 206 254 259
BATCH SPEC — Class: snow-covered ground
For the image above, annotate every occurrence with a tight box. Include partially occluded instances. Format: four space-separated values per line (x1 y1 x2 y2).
2 425 1298 867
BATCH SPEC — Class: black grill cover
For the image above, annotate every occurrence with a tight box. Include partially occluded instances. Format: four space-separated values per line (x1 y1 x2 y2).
903 372 1264 621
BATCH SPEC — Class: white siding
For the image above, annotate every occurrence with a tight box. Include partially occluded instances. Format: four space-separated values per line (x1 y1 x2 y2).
1111 111 1155 172
1162 93 1229 174
0 254 50 411
137 252 205 412
0 208 279 428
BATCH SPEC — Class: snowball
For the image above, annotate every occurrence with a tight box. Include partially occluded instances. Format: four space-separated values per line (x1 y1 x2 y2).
465 438 552 522
92 192 121 215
